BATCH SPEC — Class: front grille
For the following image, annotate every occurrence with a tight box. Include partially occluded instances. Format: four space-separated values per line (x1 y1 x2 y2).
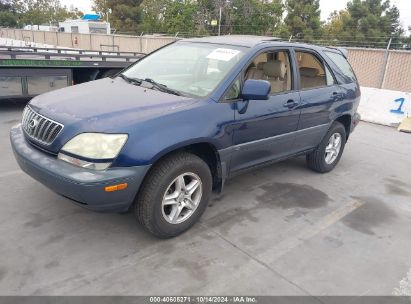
22 106 64 145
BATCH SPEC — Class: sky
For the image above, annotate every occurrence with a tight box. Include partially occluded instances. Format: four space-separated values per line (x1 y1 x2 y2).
61 0 411 31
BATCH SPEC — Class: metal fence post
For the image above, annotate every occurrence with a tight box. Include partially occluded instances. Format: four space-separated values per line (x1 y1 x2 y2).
379 38 392 89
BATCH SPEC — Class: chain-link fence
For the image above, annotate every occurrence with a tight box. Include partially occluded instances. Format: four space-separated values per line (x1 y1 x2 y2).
347 47 411 92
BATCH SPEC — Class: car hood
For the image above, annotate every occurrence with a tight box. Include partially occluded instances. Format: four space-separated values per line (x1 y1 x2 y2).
25 77 200 154
29 77 196 133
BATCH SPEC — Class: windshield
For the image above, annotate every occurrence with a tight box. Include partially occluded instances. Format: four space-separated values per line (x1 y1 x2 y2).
121 42 248 97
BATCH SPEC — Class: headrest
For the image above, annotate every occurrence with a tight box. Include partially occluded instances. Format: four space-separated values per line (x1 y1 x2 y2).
263 60 286 78
300 67 319 77
256 62 265 70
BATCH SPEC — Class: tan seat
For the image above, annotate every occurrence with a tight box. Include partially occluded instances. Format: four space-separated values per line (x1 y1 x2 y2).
262 60 287 93
300 67 326 88
245 62 265 80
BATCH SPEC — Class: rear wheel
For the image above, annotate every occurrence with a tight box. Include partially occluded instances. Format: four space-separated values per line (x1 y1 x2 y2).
306 122 346 173
134 152 212 238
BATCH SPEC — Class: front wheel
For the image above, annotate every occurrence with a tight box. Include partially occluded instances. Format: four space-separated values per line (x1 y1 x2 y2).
134 152 212 238
306 122 346 173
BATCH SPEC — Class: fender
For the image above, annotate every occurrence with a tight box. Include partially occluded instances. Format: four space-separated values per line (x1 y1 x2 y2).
112 100 236 167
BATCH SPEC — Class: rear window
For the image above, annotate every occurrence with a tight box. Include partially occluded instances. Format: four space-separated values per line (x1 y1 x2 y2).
325 51 357 83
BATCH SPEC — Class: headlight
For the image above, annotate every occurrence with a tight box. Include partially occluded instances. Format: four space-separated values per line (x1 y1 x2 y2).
58 133 128 170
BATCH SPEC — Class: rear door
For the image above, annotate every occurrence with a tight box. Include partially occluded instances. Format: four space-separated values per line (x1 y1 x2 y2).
293 49 341 152
229 48 301 173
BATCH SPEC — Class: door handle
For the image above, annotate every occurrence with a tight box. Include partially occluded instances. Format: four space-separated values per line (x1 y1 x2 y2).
284 99 298 108
332 92 343 101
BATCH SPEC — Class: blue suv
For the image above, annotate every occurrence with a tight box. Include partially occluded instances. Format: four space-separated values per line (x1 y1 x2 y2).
10 36 360 237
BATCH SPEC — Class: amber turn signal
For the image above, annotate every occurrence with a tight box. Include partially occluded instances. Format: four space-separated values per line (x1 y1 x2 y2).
105 183 128 192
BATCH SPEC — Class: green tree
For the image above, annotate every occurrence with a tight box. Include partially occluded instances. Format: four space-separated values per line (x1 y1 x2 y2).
162 0 197 36
0 0 12 12
0 11 17 26
403 26 411 49
91 0 109 21
141 0 212 36
10 0 82 26
323 10 353 43
194 0 216 34
93 0 143 33
324 0 404 48
225 0 283 35
141 0 283 37
281 0 322 41
0 0 18 27
140 0 167 33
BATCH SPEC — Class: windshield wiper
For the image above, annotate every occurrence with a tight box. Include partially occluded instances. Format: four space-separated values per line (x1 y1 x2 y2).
143 78 182 96
119 75 183 96
118 73 142 85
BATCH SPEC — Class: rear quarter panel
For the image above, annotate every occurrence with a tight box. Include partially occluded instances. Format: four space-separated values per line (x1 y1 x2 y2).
319 49 361 123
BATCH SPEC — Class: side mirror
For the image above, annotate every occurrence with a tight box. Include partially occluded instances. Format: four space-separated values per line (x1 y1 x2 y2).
241 79 271 101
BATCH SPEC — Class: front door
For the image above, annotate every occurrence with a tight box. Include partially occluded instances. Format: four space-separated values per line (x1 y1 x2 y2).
230 49 301 173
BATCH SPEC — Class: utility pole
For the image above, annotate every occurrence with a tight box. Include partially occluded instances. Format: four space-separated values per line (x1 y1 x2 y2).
218 7 222 36
379 37 392 89
105 0 109 23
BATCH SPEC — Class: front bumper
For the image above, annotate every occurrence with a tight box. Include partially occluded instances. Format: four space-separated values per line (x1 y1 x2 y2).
10 125 150 212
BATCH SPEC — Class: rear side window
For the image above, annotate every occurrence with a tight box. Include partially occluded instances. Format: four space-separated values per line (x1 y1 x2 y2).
325 51 357 82
295 51 330 89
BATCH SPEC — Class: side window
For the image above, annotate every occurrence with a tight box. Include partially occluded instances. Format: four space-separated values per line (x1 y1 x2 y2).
324 51 357 82
223 78 241 100
296 51 329 89
245 50 292 94
325 66 335 86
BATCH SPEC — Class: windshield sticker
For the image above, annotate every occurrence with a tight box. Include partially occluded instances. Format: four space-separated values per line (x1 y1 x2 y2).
206 48 240 61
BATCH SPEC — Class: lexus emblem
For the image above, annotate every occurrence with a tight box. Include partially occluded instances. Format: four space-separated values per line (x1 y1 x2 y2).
28 118 38 129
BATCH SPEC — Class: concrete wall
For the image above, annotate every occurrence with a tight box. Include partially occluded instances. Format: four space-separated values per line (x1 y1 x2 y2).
359 87 410 127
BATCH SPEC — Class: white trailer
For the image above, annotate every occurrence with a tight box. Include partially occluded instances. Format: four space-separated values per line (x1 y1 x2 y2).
23 25 58 32
58 19 111 34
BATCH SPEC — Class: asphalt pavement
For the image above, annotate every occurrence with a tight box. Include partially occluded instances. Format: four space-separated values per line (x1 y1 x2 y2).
1 100 411 296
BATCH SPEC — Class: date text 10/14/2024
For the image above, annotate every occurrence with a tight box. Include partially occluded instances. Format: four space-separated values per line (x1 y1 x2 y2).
149 296 258 303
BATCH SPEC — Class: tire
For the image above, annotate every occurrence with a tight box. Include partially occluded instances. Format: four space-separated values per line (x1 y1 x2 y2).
134 152 212 238
306 121 346 173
